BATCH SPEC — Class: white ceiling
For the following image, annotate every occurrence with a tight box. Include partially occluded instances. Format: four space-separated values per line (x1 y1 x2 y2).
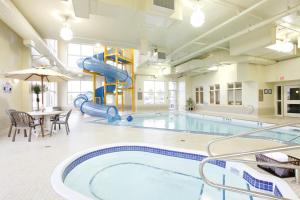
9 0 300 67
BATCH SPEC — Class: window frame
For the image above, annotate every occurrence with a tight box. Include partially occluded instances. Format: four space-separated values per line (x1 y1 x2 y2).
143 80 166 105
31 81 57 109
227 82 243 105
67 80 93 105
195 86 204 105
67 43 100 70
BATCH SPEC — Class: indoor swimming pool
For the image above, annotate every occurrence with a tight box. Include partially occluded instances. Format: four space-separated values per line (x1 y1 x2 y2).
52 144 298 200
111 112 300 144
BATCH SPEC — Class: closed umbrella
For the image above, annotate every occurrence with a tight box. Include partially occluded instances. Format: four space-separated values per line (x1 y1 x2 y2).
5 67 71 104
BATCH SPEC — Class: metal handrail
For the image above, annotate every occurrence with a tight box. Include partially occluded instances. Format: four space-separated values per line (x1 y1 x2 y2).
200 122 300 200
199 145 300 200
207 122 299 156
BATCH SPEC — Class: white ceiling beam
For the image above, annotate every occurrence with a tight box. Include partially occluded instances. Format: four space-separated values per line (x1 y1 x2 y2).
207 0 264 20
168 0 270 59
171 3 300 66
0 0 71 74
194 41 229 51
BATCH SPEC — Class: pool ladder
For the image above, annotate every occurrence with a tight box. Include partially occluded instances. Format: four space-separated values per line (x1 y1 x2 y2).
200 122 300 200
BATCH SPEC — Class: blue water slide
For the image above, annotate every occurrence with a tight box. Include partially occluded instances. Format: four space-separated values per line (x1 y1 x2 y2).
73 53 131 121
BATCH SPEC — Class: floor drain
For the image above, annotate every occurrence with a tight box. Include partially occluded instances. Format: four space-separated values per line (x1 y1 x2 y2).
180 139 186 142
44 145 51 148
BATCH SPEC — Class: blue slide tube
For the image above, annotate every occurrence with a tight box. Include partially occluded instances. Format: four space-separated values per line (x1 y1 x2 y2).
73 53 131 121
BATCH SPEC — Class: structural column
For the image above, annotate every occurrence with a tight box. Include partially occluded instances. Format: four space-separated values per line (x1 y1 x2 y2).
131 49 135 112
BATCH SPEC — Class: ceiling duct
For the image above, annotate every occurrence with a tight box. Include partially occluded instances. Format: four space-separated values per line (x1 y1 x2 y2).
72 0 90 19
153 0 175 10
0 0 70 74
174 50 276 74
145 0 175 17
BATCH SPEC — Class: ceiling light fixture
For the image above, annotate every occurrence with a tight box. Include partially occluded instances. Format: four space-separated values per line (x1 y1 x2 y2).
208 66 218 71
60 16 73 41
266 40 294 53
190 1 205 28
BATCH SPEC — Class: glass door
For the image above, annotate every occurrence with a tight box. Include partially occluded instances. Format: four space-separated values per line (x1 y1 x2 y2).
275 86 283 116
168 82 177 110
284 85 300 117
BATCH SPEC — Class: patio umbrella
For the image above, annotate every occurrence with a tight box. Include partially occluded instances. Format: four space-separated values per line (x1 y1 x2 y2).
5 67 71 104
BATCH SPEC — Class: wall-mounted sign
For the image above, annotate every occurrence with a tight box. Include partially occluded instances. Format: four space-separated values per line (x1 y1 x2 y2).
268 89 272 94
3 82 12 93
264 89 272 94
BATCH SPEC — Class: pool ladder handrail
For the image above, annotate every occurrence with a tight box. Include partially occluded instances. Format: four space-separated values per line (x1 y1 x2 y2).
200 122 300 200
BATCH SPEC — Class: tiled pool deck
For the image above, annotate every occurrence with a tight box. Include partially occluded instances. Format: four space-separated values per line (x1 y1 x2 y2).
0 111 299 200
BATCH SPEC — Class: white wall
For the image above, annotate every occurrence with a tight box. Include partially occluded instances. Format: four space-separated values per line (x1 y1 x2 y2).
189 57 300 116
191 64 237 105
0 20 31 131
261 58 300 115
264 57 300 83
190 64 261 115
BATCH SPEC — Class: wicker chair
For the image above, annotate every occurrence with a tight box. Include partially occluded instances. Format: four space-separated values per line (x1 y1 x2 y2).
50 109 72 135
10 111 44 142
5 109 16 137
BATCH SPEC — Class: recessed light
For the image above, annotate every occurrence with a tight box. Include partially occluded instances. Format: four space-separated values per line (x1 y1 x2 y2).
208 66 218 71
266 40 294 53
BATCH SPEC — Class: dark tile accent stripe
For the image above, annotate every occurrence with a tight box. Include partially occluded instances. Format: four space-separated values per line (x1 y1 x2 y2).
62 145 226 181
243 171 273 192
61 145 283 196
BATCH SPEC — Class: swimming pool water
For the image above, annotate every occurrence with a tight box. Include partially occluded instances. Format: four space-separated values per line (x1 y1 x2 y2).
64 151 264 200
114 112 300 144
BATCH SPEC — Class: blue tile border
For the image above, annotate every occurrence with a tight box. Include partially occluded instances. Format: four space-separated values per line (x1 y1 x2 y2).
62 145 226 181
243 171 273 192
62 145 282 196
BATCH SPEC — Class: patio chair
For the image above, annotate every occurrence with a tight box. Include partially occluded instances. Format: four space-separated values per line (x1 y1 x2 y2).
50 109 72 135
50 106 62 130
10 111 44 142
5 109 16 137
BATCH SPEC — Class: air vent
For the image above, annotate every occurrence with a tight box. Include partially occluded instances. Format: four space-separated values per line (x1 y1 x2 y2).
153 0 174 10
157 52 166 60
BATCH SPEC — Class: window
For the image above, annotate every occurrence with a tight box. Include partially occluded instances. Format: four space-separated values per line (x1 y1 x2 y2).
200 87 204 104
46 39 58 56
196 88 199 104
143 80 165 104
31 82 57 109
228 82 242 105
144 81 155 104
195 86 204 104
209 85 219 105
155 81 165 104
169 81 177 109
67 80 93 104
215 84 220 104
67 43 101 70
210 86 215 104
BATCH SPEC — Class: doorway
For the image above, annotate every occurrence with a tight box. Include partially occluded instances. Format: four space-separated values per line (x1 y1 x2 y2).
284 85 300 117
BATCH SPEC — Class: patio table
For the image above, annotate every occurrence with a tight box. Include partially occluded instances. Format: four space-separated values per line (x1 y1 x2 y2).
27 110 65 136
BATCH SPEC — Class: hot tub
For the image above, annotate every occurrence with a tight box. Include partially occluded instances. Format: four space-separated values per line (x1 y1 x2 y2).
51 144 298 200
